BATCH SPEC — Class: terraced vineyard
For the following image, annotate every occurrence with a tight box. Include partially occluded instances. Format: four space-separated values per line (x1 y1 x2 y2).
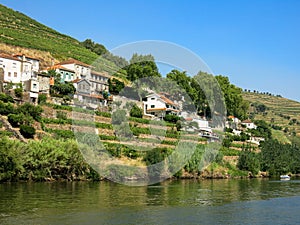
0 4 118 73
243 92 300 141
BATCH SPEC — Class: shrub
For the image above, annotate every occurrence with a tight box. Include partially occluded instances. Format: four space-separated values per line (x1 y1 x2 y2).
95 111 112 118
0 102 16 115
8 113 25 127
0 93 14 103
164 114 180 123
17 103 43 121
38 94 47 104
20 125 36 138
56 111 68 120
129 103 143 118
14 88 23 99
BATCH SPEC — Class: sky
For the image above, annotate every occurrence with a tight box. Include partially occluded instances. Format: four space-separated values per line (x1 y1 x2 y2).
1 0 300 101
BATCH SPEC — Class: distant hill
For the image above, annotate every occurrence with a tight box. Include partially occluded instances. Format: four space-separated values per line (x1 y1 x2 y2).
0 4 120 74
243 92 300 144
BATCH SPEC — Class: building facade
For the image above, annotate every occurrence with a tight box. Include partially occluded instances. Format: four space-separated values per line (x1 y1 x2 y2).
143 93 180 118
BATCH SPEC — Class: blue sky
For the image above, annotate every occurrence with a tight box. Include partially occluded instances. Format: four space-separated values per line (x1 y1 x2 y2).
2 0 300 101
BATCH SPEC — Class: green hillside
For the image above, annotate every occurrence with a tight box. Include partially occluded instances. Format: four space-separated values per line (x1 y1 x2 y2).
243 92 300 143
0 4 119 73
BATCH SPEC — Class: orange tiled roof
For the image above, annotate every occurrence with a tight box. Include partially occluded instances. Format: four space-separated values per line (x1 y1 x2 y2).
242 119 252 123
158 94 178 106
13 54 40 61
147 108 167 112
71 78 81 83
0 53 22 62
58 58 90 67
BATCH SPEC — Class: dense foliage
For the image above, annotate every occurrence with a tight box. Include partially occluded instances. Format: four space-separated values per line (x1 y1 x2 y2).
125 54 161 81
0 137 98 182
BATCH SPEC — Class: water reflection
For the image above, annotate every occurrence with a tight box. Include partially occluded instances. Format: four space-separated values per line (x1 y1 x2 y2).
1 178 300 224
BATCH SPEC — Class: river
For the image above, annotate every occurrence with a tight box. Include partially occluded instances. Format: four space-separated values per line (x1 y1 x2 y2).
1 178 300 225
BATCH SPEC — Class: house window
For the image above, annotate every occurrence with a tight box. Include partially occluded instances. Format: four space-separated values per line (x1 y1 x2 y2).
33 83 37 89
14 72 17 77
8 72 11 77
151 98 155 100
151 105 155 108
12 62 16 68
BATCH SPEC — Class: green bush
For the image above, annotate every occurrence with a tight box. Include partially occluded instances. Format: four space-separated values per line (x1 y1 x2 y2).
0 137 25 181
14 88 23 98
20 125 36 138
129 103 143 118
0 102 15 115
0 93 14 103
99 135 116 140
8 113 25 127
38 94 47 104
129 117 150 124
164 114 180 123
95 111 112 118
17 103 43 121
56 111 68 120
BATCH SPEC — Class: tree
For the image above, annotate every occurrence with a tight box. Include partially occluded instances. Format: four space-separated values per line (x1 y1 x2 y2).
130 103 143 118
81 39 107 55
237 144 260 175
108 78 125 94
215 75 249 120
125 54 161 81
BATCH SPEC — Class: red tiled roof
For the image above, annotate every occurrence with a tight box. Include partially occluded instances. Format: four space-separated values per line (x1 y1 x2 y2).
58 58 90 67
158 94 178 106
13 54 40 61
0 53 22 62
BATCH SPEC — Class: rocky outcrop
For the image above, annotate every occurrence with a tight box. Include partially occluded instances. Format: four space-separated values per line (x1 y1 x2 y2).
0 116 27 142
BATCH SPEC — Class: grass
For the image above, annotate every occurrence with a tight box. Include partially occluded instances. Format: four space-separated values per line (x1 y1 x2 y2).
0 4 123 76
272 130 291 144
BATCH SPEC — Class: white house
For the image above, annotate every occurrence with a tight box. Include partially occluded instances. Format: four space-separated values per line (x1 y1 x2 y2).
57 58 91 80
0 53 40 103
143 93 180 118
241 119 257 129
90 70 110 93
14 54 40 73
0 53 22 84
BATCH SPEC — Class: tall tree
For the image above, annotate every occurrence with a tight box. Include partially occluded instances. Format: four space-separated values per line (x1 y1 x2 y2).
125 54 161 81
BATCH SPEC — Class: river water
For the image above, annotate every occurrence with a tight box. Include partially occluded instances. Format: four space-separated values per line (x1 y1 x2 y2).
1 178 300 225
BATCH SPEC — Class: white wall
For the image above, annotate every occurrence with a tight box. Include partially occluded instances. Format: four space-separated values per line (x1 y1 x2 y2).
144 94 166 111
62 64 91 79
0 57 22 83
